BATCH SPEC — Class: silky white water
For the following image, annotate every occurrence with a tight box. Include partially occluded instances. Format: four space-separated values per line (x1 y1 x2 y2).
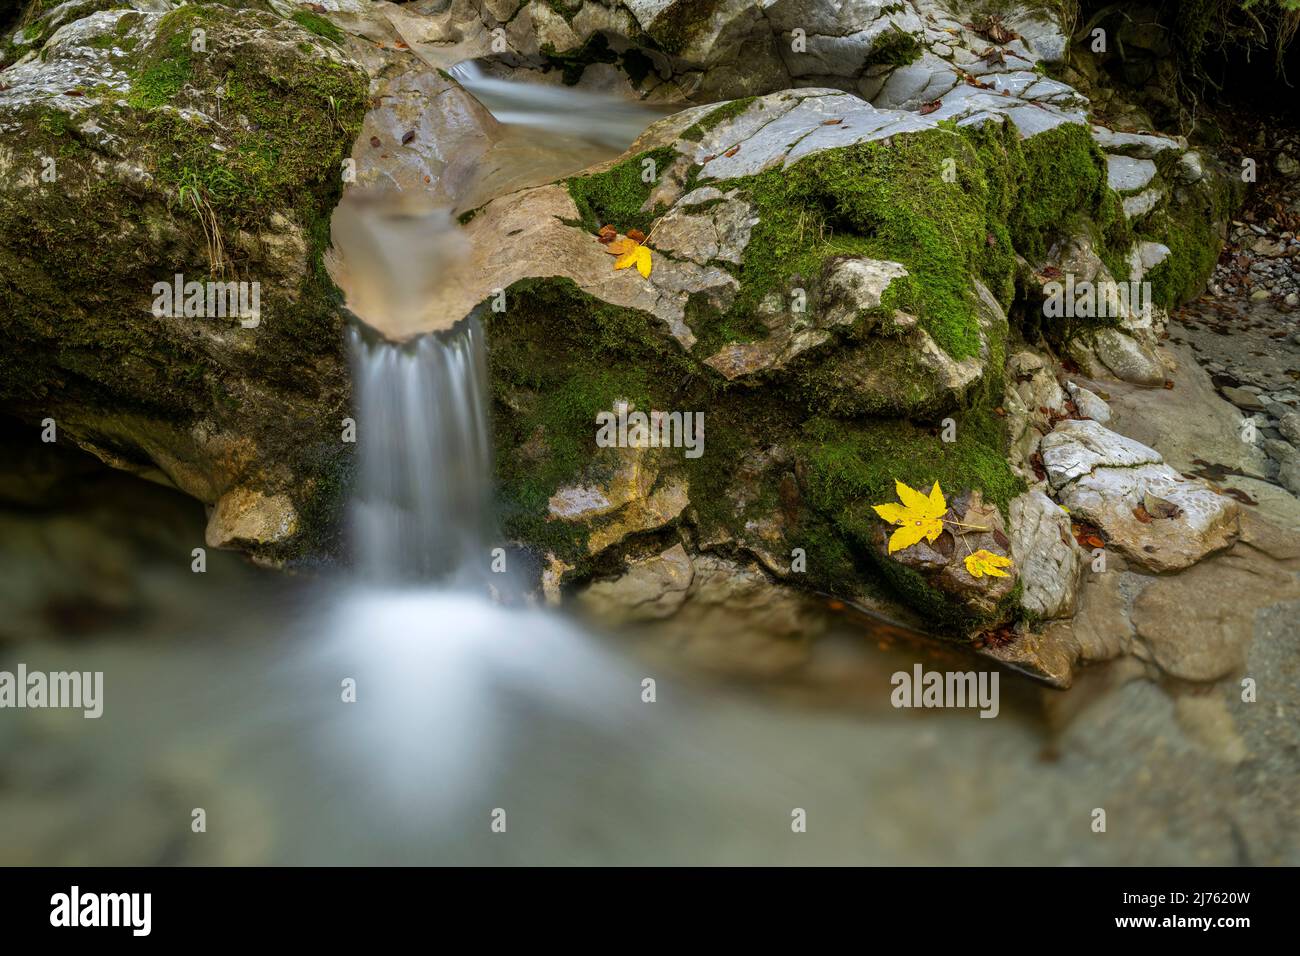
348 319 493 583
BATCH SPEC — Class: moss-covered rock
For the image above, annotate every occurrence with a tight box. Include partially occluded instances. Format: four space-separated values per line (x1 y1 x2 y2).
0 1 367 561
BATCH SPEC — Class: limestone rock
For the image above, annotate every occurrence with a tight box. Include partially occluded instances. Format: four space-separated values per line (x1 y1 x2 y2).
1066 381 1112 424
703 256 910 381
1009 490 1082 620
1041 421 1240 572
0 2 369 560
1040 419 1162 491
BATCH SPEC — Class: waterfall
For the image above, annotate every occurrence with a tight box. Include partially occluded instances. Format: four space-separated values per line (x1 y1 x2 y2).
348 318 493 584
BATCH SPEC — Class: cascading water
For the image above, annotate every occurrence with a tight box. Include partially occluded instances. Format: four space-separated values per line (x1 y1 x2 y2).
348 317 493 584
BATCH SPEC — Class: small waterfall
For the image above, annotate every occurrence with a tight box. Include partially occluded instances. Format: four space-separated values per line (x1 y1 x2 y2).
348 318 493 584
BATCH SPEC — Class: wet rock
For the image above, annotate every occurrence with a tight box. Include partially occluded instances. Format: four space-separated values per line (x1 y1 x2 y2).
1065 463 1238 572
1276 410 1300 444
651 191 759 266
873 53 959 110
205 489 299 550
1130 527 1300 681
1221 386 1267 413
1090 125 1186 159
1041 420 1240 572
630 554 823 678
821 257 911 330
980 625 1077 688
1075 327 1167 386
703 256 912 381
1004 348 1066 480
577 543 694 622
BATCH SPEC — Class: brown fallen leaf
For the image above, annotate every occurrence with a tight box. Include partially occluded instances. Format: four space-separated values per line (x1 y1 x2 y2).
724 145 740 157
369 136 381 148
401 130 416 145
1143 491 1182 519
626 228 646 243
1133 505 1153 524
1085 534 1105 549
597 224 617 244
821 118 843 126
919 99 942 115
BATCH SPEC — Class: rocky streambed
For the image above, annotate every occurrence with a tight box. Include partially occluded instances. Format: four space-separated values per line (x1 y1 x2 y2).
1 2 1298 701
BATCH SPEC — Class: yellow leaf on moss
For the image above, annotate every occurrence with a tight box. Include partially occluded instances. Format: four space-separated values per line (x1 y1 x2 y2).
872 480 947 554
964 549 1013 579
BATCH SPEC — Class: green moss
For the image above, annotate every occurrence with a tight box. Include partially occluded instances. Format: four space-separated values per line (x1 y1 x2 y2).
681 97 757 142
125 7 196 109
863 27 922 70
1142 174 1238 307
717 128 1004 360
565 146 676 234
1006 123 1108 261
290 10 344 44
486 277 699 567
795 410 1023 629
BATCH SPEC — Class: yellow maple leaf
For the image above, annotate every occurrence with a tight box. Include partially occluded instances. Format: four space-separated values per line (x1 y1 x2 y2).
605 236 653 278
872 480 947 554
964 549 1013 579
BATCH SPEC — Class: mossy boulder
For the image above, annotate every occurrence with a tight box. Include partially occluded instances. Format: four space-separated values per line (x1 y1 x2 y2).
0 1 367 561
461 79 1150 633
